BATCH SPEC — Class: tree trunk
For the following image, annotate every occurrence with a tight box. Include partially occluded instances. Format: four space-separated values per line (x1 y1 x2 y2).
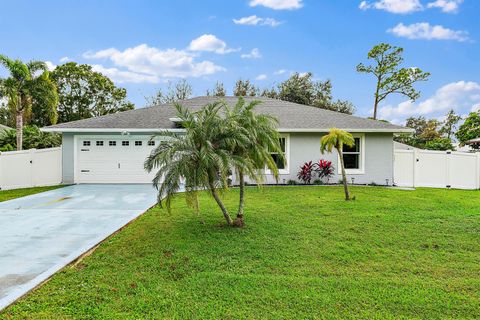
209 182 233 226
337 148 351 201
234 170 246 227
373 76 381 120
16 110 23 151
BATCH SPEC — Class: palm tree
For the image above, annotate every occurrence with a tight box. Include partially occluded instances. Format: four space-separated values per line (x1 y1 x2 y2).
320 128 355 201
0 55 58 150
225 97 283 226
144 102 251 226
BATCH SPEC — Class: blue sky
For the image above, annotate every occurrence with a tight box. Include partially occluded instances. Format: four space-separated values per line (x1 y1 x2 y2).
1 0 479 124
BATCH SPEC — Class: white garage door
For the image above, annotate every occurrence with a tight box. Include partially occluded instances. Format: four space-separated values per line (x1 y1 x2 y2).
76 136 161 184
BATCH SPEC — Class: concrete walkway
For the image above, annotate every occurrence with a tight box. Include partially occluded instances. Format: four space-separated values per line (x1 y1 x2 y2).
0 184 159 310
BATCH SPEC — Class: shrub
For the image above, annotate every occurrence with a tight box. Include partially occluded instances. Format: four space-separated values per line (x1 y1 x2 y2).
287 179 297 185
316 159 334 183
297 161 315 184
313 179 323 185
425 138 454 151
0 125 61 150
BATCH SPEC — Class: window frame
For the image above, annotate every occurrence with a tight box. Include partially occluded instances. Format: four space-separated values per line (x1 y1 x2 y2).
122 141 130 146
96 141 104 146
135 141 142 146
266 134 289 175
148 140 155 146
109 141 117 147
83 141 91 146
337 133 365 175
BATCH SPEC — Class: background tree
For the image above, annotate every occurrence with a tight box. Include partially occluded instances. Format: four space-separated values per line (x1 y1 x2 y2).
274 72 356 114
51 62 133 123
233 79 259 97
424 138 454 151
0 55 58 150
206 81 226 97
440 109 461 139
456 111 480 149
146 79 193 106
320 128 355 201
357 43 430 120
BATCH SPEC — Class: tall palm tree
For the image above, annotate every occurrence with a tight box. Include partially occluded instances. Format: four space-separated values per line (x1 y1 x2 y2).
0 55 58 150
320 128 355 201
144 102 251 226
225 98 283 226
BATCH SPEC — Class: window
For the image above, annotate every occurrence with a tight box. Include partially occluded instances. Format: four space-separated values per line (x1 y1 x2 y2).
148 141 155 146
122 141 129 146
340 136 364 174
268 135 288 173
96 141 104 146
109 141 116 146
83 141 91 146
135 141 142 146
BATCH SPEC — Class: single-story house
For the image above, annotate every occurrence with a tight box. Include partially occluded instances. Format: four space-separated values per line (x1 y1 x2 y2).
42 96 413 185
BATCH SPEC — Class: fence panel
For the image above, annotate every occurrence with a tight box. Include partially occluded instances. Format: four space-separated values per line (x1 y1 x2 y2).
0 148 62 190
394 149 480 190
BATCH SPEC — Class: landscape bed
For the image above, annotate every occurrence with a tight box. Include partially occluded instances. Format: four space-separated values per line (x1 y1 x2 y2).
2 186 479 319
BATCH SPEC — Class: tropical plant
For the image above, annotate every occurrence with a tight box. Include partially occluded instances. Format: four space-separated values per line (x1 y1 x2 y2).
0 125 61 150
297 161 315 184
225 97 283 226
320 128 355 200
144 102 251 226
316 159 334 183
357 43 430 119
0 55 58 150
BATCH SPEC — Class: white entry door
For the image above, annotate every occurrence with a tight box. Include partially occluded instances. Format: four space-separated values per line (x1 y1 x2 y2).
76 136 160 184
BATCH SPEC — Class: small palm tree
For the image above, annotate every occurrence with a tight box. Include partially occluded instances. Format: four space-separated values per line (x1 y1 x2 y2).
145 102 251 226
225 97 283 226
0 55 58 150
320 128 355 200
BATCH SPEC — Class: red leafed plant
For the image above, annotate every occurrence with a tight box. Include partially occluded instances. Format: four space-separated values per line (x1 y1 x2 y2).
297 161 315 184
316 159 334 183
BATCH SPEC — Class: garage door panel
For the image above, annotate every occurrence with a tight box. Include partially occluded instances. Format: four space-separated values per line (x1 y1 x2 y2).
76 137 160 184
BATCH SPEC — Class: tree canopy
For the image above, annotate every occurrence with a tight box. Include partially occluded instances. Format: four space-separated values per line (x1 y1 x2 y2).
357 43 430 119
146 79 193 106
51 62 134 123
456 111 480 149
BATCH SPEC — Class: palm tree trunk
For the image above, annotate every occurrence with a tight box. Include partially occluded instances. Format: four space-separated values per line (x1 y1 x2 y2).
208 182 233 226
16 110 23 151
337 148 351 201
234 169 246 227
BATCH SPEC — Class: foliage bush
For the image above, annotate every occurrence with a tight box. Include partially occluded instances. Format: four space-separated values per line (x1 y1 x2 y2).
297 161 315 184
0 125 61 150
425 138 454 151
297 159 335 185
287 179 297 185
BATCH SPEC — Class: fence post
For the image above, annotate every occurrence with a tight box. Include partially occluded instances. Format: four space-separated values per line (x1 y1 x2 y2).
445 150 451 189
412 149 418 188
477 152 480 190
29 148 36 187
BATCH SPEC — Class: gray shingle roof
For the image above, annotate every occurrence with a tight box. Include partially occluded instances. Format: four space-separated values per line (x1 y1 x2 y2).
44 96 411 132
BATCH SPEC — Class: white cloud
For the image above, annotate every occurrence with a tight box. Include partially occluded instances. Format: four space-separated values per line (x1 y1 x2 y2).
274 69 287 75
255 74 267 80
233 15 282 27
388 22 469 42
378 81 480 123
83 43 225 82
427 0 463 13
249 0 303 10
359 0 422 13
45 61 56 71
471 104 480 112
188 34 238 54
59 56 70 62
91 64 159 84
241 48 262 59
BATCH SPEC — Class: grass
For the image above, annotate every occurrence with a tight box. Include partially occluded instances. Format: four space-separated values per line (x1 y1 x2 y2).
0 185 64 202
2 186 480 319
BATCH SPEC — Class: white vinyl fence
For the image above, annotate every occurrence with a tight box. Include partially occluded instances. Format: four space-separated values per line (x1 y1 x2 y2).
0 147 62 190
394 149 480 190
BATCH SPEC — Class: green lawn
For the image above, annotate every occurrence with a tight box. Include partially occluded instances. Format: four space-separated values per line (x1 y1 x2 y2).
0 185 64 202
2 186 480 319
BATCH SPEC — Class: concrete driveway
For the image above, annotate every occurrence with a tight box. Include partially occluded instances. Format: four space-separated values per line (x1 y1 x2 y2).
0 184 159 310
